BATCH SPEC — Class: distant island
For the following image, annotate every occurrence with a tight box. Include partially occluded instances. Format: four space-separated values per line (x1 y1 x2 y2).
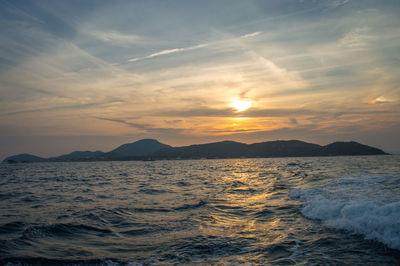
2 139 388 163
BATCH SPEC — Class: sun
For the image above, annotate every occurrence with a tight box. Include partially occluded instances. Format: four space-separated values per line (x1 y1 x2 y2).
231 100 252 112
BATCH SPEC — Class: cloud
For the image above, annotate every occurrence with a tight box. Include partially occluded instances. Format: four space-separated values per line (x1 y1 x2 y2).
95 116 150 129
5 99 124 116
90 31 143 46
243 108 317 117
290 118 298 124
330 0 350 8
339 27 372 49
152 107 235 117
1 0 399 154
370 96 390 104
127 30 261 63
247 50 307 90
203 128 262 135
240 31 261 39
129 43 208 62
94 116 184 135
150 106 326 119
165 119 183 124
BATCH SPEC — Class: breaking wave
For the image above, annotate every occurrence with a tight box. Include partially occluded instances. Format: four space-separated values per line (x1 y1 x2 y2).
291 175 400 250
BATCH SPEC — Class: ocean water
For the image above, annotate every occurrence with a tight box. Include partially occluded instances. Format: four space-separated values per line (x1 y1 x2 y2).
0 156 399 265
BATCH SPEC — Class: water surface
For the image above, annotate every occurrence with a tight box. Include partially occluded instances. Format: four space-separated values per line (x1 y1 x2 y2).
0 156 399 265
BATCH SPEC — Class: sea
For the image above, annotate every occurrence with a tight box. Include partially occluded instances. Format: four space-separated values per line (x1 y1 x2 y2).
0 155 399 265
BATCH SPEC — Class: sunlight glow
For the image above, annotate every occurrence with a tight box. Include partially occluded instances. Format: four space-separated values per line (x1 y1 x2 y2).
231 100 252 112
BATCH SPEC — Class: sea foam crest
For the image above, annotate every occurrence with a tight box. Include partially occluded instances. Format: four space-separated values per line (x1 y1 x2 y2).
290 176 400 250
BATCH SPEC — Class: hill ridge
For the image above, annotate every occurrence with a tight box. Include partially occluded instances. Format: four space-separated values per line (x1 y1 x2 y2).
2 139 388 163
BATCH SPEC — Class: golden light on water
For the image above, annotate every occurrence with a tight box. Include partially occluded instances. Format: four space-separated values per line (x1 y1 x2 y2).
231 100 252 112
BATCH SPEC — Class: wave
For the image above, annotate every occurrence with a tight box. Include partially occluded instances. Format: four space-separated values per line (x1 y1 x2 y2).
0 257 122 266
290 176 400 250
17 223 114 240
132 200 207 213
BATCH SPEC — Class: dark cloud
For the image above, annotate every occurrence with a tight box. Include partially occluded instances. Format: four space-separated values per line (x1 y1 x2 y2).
239 89 251 98
165 119 183 124
95 116 184 135
243 108 316 117
154 107 236 117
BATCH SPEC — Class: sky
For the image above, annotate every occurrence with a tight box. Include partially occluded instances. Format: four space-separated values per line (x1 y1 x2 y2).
1 0 400 159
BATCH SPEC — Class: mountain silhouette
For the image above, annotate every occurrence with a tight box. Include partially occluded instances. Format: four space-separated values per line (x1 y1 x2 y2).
152 140 386 159
319 141 386 156
3 153 46 163
154 141 249 159
247 140 321 157
49 151 105 161
2 139 387 163
106 139 171 159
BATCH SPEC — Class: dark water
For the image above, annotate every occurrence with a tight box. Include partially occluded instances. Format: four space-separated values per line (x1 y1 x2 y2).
0 156 399 265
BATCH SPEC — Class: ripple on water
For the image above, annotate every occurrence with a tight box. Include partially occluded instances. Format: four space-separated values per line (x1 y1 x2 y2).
0 157 399 265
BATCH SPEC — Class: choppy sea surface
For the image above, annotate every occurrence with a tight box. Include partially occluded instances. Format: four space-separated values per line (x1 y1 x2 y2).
0 155 399 265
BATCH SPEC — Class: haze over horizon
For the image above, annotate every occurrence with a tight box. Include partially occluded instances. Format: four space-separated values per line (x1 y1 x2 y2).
1 0 399 160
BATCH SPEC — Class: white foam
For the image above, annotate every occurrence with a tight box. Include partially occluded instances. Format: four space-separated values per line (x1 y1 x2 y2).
290 176 400 250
